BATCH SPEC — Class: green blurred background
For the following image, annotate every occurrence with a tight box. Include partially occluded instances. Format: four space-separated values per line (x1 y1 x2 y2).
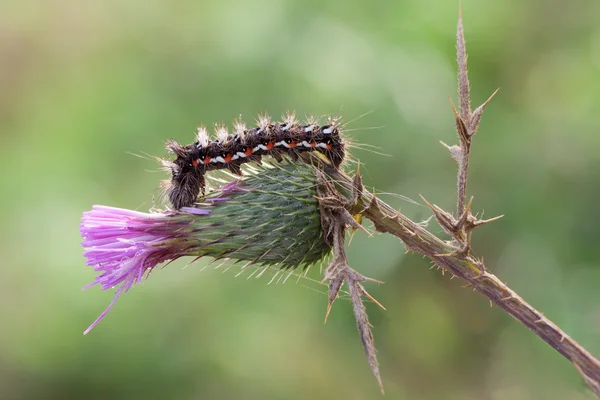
2 0 599 399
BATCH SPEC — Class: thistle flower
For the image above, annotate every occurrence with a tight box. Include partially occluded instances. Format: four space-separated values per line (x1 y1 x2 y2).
81 162 331 334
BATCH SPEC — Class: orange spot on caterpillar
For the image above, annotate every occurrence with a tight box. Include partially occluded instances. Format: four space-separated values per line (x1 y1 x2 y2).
326 144 333 150
266 142 275 150
192 159 199 167
288 142 298 148
203 157 212 164
244 147 253 156
224 154 233 163
309 142 317 148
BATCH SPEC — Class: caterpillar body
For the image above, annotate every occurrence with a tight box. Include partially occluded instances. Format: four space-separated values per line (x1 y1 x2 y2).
164 114 345 209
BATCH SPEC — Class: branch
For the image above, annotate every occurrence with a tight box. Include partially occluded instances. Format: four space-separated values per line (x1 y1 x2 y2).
448 7 498 233
307 8 600 396
325 168 600 396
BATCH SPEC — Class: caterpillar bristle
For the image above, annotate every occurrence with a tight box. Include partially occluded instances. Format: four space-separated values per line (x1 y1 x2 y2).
328 115 341 127
233 116 247 139
159 158 179 174
282 111 298 127
165 140 187 158
196 127 209 148
305 115 319 126
159 178 174 204
257 113 271 130
215 124 229 142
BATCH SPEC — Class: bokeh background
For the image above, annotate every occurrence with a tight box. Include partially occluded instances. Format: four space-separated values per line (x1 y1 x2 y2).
2 0 600 399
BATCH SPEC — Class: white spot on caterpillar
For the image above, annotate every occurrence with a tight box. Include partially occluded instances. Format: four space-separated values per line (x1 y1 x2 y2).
323 127 334 134
255 144 268 151
304 126 314 133
236 152 247 158
278 141 290 148
317 143 328 149
231 154 239 161
213 156 225 163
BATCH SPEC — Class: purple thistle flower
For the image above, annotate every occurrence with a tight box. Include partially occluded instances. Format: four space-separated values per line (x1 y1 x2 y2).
80 165 331 334
81 205 212 334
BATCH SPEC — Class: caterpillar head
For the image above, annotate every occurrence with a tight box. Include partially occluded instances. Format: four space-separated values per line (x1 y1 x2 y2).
165 140 203 209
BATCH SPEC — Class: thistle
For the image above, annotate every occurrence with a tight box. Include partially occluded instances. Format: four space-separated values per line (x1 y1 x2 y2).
81 161 331 334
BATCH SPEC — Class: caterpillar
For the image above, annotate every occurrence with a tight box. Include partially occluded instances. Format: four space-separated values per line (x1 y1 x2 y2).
163 114 345 209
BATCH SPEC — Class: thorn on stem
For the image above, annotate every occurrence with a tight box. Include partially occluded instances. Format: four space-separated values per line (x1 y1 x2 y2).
456 196 474 230
473 214 505 227
470 88 499 133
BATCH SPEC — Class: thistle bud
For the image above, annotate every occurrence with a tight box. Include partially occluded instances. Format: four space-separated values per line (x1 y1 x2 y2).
81 162 331 334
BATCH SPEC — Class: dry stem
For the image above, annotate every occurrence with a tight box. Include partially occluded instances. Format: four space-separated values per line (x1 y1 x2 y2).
326 167 600 396
311 7 600 396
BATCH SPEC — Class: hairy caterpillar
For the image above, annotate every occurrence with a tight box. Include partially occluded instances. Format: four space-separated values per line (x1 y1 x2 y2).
163 113 345 209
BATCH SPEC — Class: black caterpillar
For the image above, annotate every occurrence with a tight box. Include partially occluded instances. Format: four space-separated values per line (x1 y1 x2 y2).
163 114 345 209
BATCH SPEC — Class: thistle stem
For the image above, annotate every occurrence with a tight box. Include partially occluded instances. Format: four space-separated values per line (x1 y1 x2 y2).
456 145 470 218
327 167 600 396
